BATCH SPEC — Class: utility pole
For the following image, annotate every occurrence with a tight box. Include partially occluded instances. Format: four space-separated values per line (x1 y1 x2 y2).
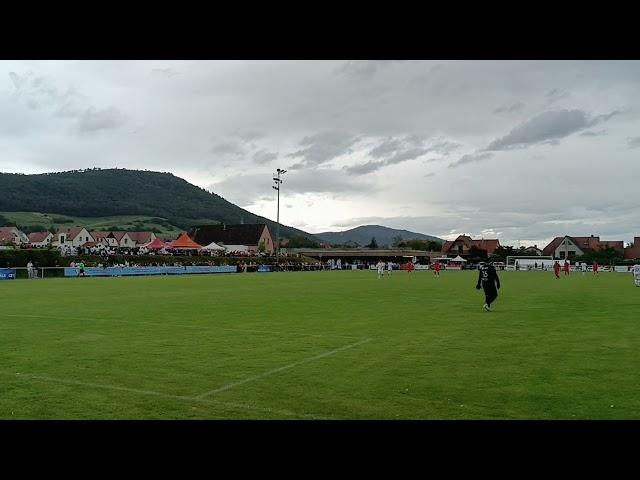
272 168 286 270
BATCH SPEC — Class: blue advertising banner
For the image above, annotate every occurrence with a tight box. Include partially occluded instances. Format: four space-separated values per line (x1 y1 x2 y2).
185 266 237 274
0 268 16 280
64 265 237 277
257 265 273 272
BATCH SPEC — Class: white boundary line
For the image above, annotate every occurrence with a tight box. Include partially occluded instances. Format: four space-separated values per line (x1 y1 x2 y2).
0 313 361 340
195 337 373 399
0 371 333 420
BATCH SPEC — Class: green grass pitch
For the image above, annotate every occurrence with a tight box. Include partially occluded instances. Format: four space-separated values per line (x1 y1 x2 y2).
0 270 638 419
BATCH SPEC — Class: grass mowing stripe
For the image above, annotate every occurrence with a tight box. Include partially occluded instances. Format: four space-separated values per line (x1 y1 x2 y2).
0 313 360 340
0 371 333 420
196 338 373 399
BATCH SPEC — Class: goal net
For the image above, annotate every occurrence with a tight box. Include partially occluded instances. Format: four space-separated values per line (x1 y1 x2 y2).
506 256 554 271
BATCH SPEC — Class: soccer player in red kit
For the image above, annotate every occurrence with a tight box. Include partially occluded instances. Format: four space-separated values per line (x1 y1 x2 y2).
433 260 441 276
563 260 570 276
593 261 599 274
553 261 561 279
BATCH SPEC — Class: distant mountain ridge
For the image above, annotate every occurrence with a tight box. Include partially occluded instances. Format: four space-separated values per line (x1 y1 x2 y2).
316 225 442 247
0 168 313 240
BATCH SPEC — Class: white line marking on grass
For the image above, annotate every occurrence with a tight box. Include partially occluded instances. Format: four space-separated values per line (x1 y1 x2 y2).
0 313 360 340
0 371 332 420
195 337 373 399
201 325 361 340
1 371 193 400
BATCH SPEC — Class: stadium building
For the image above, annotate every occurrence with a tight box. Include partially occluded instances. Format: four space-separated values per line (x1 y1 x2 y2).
187 224 275 255
624 237 640 260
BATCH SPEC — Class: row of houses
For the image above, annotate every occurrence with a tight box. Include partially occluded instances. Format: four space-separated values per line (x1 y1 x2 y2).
3 224 639 260
0 226 158 249
542 235 640 260
0 224 277 254
440 234 640 260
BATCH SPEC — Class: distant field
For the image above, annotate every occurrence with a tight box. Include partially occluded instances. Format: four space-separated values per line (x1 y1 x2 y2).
0 211 185 237
0 270 638 419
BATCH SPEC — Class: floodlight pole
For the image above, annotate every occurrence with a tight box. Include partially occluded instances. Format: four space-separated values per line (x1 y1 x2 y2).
272 168 286 270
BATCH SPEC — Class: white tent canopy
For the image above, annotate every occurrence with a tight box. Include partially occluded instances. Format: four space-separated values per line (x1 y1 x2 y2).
201 241 226 251
224 244 249 252
451 255 468 262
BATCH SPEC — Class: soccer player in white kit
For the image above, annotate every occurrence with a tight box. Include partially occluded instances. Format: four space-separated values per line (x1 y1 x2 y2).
386 261 393 276
376 260 385 279
633 264 640 287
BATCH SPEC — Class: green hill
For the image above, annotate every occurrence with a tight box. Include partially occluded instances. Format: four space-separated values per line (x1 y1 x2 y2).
0 212 185 238
0 168 314 240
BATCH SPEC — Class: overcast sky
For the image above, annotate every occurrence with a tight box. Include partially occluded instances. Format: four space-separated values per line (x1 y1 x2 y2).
1 60 639 247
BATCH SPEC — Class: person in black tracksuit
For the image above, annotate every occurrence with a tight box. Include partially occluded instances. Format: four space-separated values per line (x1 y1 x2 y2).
476 262 500 311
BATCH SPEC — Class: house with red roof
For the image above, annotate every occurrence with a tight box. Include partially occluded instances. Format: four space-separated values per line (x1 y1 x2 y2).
110 231 138 248
127 231 157 246
90 231 119 247
28 231 54 248
52 227 94 248
542 235 625 259
0 226 29 246
441 235 501 257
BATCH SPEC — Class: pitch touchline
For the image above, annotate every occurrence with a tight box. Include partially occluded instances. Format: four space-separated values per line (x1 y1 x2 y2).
195 337 373 399
0 313 360 340
0 371 332 420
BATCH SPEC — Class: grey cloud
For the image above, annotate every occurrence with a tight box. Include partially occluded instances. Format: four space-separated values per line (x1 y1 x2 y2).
233 129 264 142
285 169 374 196
334 60 396 79
10 72 84 112
369 137 405 158
493 102 525 114
627 136 640 149
287 131 360 168
152 68 179 78
344 160 386 175
580 130 607 137
210 167 375 206
9 71 124 134
485 109 621 152
448 152 493 168
485 110 591 151
9 72 23 89
545 89 570 104
386 147 431 165
428 140 461 156
211 140 244 156
591 110 623 124
252 149 278 164
77 107 126 133
423 172 436 178
346 136 460 175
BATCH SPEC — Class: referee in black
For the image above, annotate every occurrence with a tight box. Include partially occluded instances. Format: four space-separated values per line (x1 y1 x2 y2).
476 261 501 311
